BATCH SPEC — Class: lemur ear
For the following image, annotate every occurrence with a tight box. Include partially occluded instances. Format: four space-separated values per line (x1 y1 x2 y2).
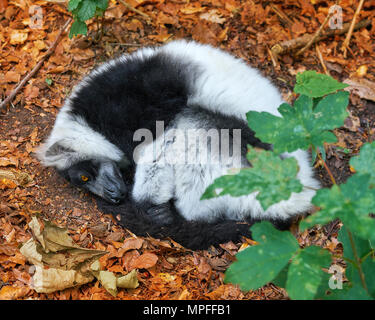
44 142 74 157
37 140 78 169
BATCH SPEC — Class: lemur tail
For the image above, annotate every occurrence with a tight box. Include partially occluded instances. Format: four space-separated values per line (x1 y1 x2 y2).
96 197 254 250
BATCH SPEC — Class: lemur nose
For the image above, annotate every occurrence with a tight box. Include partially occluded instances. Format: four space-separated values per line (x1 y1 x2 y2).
105 187 126 204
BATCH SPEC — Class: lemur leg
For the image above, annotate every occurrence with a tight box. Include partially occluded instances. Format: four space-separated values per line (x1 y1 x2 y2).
131 161 176 225
173 163 234 222
131 129 178 225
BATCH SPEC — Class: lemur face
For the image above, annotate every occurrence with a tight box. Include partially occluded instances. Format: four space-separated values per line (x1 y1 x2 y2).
58 159 127 204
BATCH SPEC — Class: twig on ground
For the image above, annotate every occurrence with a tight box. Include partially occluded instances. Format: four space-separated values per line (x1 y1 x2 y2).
341 0 365 57
270 4 293 28
296 0 340 56
0 18 72 112
108 42 143 47
315 45 329 75
271 19 370 57
117 0 151 21
267 46 279 69
316 146 336 185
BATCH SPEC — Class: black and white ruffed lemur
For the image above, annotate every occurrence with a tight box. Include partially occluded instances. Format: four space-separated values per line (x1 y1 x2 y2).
38 40 320 249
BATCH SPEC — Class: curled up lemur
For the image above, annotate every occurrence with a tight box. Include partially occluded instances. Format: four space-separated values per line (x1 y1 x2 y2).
38 40 320 249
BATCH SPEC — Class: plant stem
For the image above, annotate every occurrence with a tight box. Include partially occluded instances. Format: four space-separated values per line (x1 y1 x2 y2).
316 146 336 185
346 229 368 293
315 145 369 293
361 250 374 264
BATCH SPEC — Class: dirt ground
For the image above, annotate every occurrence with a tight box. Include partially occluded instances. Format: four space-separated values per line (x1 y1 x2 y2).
1 0 375 300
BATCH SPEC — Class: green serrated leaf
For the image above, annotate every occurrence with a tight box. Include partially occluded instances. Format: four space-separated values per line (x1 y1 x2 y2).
350 142 375 187
271 263 290 288
69 20 88 38
339 225 373 262
338 225 375 297
68 0 82 11
311 145 327 166
95 7 105 17
95 0 108 10
361 256 375 298
313 271 333 299
77 0 97 21
301 175 375 243
345 257 375 298
224 222 299 291
294 70 349 98
319 145 326 162
313 91 350 130
247 92 348 154
324 283 373 300
201 148 303 210
286 246 331 300
300 185 341 230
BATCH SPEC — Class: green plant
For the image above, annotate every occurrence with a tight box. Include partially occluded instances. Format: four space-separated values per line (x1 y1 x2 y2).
67 0 108 38
203 70 375 300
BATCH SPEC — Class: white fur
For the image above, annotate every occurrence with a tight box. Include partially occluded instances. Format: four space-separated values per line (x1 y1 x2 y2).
38 90 124 170
132 117 320 223
162 40 284 118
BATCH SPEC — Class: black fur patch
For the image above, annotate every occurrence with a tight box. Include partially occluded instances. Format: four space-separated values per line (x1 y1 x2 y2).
68 52 194 169
96 194 294 250
179 106 272 155
96 196 254 250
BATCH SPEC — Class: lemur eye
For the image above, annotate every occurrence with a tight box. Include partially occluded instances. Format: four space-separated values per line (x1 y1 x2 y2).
81 175 89 182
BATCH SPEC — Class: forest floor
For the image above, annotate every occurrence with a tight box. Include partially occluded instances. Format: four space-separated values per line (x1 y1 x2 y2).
0 0 375 300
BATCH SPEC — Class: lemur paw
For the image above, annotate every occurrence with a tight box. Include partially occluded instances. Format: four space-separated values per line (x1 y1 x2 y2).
146 203 174 225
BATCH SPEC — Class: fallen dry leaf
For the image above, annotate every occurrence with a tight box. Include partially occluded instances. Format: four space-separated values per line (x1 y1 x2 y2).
200 10 226 24
0 178 17 189
32 265 94 294
180 4 205 15
0 157 19 167
0 169 33 187
118 237 144 256
4 70 21 83
0 285 30 300
91 260 139 297
9 30 28 45
344 78 375 102
131 252 158 269
19 217 107 293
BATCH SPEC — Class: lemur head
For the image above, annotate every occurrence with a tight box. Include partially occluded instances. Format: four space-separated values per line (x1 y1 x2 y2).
58 158 126 204
37 100 129 204
38 139 128 204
